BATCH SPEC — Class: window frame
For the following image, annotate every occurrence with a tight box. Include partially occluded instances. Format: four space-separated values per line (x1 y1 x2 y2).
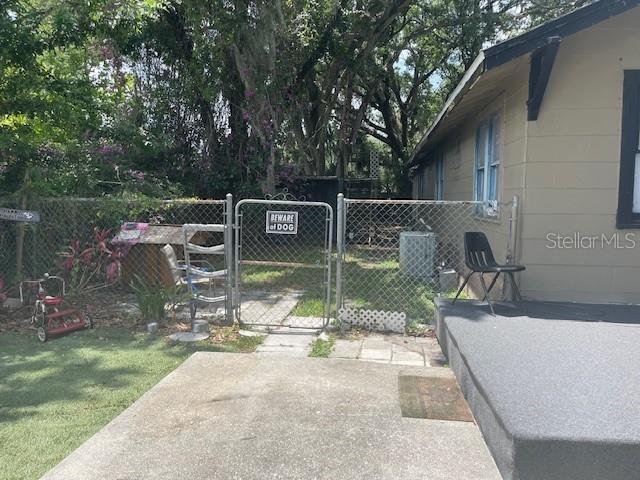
616 70 640 229
474 114 501 216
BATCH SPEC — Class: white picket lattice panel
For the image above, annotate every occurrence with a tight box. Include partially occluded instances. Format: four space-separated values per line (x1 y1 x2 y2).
338 307 406 333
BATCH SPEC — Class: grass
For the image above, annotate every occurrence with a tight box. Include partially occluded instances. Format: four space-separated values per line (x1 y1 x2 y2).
290 296 325 317
239 243 469 327
240 248 461 324
207 325 265 352
0 327 261 480
308 335 335 358
241 263 329 318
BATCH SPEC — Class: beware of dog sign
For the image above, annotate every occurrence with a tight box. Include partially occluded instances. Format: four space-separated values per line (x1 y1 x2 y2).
266 211 298 235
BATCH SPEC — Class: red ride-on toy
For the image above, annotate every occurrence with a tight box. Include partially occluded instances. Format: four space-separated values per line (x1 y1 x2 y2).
20 274 93 342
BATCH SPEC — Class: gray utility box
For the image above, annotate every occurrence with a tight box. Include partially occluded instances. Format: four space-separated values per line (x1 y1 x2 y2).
399 231 436 280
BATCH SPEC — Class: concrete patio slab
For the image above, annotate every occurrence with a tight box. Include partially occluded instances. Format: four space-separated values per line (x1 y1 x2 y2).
329 339 361 359
256 331 315 357
327 334 444 367
41 353 500 480
359 347 392 361
391 350 425 366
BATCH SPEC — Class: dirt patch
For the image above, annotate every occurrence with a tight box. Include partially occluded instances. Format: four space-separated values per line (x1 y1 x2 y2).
0 287 227 335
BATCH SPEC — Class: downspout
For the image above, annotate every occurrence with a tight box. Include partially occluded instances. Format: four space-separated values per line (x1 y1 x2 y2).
518 107 530 296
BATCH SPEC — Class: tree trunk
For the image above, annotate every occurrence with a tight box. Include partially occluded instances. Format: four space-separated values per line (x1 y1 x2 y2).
15 193 28 278
264 144 276 194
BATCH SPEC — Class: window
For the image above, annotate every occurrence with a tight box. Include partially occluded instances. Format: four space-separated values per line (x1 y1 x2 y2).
414 165 428 199
474 115 500 216
422 167 429 199
435 154 444 200
414 168 423 199
617 70 640 228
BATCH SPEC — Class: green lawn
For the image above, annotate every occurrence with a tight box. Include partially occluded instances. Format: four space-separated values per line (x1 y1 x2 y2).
240 248 462 324
0 328 261 480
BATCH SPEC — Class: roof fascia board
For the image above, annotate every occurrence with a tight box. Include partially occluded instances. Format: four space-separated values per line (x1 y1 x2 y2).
484 0 640 70
409 0 640 168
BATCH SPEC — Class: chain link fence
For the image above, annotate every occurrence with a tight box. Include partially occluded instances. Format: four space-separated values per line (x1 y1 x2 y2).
336 197 517 330
234 199 333 329
0 197 228 327
2 194 518 334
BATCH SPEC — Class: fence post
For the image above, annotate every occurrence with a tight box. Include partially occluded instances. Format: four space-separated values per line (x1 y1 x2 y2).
506 195 520 300
225 193 234 325
335 193 344 314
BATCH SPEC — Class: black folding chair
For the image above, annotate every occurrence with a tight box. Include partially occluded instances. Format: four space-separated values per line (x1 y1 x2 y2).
452 231 525 315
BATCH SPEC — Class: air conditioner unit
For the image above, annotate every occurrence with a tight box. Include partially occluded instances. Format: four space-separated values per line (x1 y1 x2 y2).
399 231 436 280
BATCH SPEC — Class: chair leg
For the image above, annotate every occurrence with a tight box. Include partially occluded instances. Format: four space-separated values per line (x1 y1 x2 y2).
479 273 496 316
508 272 522 301
452 272 473 303
479 274 487 301
487 272 500 295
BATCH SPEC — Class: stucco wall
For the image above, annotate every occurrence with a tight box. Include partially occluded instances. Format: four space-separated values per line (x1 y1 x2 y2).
520 6 640 302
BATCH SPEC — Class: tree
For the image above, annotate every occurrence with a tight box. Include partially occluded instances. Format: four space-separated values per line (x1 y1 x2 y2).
357 0 522 194
1 0 594 199
356 0 593 195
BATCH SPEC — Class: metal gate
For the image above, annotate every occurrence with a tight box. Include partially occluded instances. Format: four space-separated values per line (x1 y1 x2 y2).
234 199 333 329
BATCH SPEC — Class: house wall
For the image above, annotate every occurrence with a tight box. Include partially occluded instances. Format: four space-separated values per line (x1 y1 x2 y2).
412 6 640 303
412 63 529 298
520 6 640 303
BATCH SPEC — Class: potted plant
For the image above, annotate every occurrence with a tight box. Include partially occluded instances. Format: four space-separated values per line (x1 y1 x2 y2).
131 275 169 333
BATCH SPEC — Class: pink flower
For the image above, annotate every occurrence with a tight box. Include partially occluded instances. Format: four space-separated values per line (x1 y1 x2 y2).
127 169 145 182
61 256 74 271
80 248 94 265
106 261 120 282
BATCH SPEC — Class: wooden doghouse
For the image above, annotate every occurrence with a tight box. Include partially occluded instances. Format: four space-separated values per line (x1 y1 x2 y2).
113 225 205 287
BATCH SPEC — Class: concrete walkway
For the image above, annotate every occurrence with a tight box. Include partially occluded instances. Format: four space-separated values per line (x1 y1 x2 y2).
239 291 302 326
255 330 315 357
254 331 446 366
330 333 447 367
41 353 500 480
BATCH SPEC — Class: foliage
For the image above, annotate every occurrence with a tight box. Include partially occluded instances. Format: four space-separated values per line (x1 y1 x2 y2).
309 335 336 358
130 275 170 323
0 276 7 302
207 324 265 352
59 228 123 294
0 328 261 480
0 1 590 198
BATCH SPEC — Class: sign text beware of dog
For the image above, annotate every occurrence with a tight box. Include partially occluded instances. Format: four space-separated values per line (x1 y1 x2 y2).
266 211 298 235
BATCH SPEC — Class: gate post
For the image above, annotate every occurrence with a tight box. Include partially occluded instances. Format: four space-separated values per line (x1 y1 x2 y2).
505 195 520 299
335 193 345 313
225 193 234 325
508 195 519 264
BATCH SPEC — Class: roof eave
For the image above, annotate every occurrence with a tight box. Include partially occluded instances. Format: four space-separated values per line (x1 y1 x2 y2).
408 0 640 168
408 52 485 167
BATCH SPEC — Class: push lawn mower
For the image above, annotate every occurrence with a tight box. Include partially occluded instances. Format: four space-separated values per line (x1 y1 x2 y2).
20 274 92 342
